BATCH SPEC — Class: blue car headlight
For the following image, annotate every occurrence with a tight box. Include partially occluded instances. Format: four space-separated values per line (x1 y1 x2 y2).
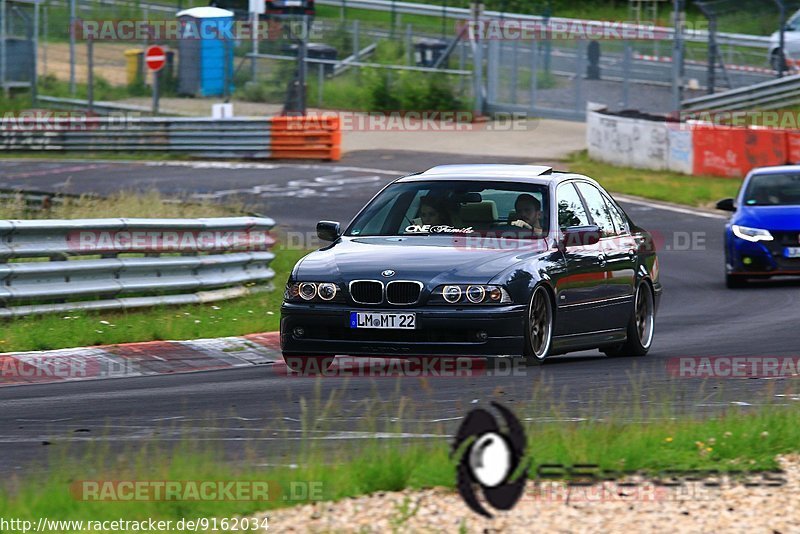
732 225 773 243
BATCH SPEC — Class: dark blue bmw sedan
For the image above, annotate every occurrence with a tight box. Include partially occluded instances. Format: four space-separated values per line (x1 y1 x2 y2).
281 165 662 370
717 165 800 288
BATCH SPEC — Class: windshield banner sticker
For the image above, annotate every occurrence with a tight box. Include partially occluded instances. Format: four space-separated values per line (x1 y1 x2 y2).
404 225 475 234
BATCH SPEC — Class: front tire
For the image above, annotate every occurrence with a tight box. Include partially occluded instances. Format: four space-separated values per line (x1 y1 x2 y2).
603 281 654 358
523 285 554 365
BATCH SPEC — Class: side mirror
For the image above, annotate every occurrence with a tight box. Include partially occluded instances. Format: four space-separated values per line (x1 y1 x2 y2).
561 225 601 248
715 198 736 212
316 221 341 242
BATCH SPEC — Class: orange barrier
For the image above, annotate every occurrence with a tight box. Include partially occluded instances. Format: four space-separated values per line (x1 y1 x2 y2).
269 115 341 161
786 130 800 164
692 123 787 178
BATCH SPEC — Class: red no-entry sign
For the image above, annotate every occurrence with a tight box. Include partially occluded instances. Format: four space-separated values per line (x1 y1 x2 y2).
145 45 166 72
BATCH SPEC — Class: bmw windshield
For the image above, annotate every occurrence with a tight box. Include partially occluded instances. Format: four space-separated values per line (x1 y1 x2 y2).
743 172 800 206
345 180 551 237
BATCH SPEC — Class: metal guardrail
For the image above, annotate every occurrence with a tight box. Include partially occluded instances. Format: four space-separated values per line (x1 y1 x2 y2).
0 117 273 158
317 0 772 49
0 217 276 317
0 116 341 159
37 96 155 115
681 73 800 111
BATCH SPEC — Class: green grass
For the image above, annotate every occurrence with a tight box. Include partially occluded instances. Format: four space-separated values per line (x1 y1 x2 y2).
2 400 800 527
567 151 742 208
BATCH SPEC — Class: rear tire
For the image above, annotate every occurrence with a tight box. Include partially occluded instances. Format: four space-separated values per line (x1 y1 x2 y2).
523 285 554 366
603 281 655 358
282 353 335 374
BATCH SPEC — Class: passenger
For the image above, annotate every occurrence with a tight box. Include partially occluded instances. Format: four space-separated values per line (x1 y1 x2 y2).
510 194 543 233
418 196 452 226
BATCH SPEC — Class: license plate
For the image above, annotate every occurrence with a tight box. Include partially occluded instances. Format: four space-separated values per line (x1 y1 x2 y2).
785 247 800 258
350 312 416 329
283 0 302 6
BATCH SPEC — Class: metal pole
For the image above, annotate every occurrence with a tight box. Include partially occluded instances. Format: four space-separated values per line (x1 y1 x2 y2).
341 0 346 22
250 9 257 82
1 0 6 97
775 0 786 77
152 69 159 114
441 0 446 39
317 61 323 107
622 41 631 109
352 19 359 60
529 39 538 114
32 0 39 106
707 14 716 94
87 37 93 113
298 14 307 114
510 39 518 105
69 0 75 94
42 4 47 77
671 0 684 113
472 20 483 116
405 23 412 65
390 0 396 38
224 37 230 103
574 39 584 115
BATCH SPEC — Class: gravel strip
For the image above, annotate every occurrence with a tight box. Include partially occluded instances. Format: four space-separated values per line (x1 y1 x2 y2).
260 456 800 533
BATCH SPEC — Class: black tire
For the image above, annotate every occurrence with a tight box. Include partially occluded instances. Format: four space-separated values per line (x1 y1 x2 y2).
522 285 554 366
282 353 335 374
725 273 748 289
603 281 655 358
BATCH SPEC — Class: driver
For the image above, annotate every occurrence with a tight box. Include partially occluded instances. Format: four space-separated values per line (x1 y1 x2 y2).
510 194 543 233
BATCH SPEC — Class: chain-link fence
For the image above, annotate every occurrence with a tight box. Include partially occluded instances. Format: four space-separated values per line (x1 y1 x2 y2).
22 0 800 120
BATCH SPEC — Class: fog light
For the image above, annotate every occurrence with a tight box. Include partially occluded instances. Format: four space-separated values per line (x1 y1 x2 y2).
743 257 753 265
293 327 305 338
476 331 488 341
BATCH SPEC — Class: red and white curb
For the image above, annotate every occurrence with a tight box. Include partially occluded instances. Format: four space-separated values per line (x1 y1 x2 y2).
0 332 282 387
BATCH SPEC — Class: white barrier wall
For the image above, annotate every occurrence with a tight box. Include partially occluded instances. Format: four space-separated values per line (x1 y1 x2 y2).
586 106 693 175
587 109 669 170
667 127 694 175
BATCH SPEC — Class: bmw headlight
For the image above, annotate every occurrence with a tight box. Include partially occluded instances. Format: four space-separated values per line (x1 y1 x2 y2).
285 281 341 303
732 225 773 242
433 285 511 305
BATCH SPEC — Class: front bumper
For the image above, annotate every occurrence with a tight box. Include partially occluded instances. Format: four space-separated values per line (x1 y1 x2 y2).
280 302 527 357
727 234 800 276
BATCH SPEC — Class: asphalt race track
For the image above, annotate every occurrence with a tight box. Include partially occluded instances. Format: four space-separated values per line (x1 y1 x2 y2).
1 154 799 474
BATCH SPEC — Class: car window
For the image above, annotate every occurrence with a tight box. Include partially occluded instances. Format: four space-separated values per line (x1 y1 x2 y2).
556 183 590 229
576 182 617 237
346 180 550 237
743 172 800 206
603 194 629 235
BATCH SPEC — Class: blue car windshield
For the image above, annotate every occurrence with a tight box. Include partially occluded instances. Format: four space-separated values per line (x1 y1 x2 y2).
346 180 550 237
743 173 800 206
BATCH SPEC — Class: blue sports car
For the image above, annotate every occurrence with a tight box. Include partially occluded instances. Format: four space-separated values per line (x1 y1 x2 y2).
717 165 800 288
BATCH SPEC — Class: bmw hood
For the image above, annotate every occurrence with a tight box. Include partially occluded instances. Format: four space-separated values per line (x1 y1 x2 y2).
294 236 549 285
735 205 800 230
